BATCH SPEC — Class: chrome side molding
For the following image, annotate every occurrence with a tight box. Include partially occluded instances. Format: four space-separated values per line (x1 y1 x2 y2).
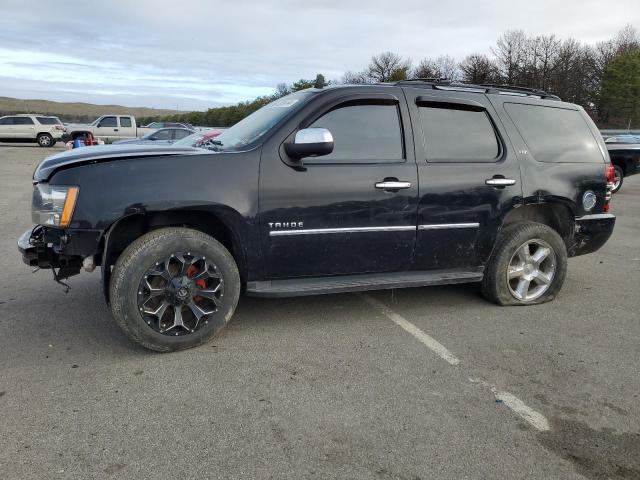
418 223 480 230
269 225 416 237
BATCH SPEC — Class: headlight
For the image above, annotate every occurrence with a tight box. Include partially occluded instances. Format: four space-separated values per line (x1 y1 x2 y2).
32 184 79 227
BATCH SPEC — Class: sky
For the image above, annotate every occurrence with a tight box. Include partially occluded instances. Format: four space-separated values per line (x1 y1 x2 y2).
0 0 638 112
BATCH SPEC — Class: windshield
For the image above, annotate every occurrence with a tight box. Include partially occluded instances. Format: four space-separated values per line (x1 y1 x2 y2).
200 91 313 152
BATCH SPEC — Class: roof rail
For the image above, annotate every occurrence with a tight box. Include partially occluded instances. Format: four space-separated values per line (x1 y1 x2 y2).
391 79 561 100
477 83 560 100
396 78 452 85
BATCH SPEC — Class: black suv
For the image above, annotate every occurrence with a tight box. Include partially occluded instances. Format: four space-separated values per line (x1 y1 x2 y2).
18 81 616 351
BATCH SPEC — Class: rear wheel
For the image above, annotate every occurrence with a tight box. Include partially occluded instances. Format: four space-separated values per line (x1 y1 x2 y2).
612 165 624 193
109 227 240 351
481 222 567 306
37 133 54 147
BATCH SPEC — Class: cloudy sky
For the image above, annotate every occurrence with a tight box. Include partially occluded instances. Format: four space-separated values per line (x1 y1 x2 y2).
0 0 638 111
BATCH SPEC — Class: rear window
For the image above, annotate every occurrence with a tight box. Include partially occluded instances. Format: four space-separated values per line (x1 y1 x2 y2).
36 117 61 125
418 105 500 162
505 103 603 163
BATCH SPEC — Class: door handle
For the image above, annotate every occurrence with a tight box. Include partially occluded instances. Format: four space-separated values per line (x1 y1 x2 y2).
375 181 412 190
114 128 119 132
485 178 516 187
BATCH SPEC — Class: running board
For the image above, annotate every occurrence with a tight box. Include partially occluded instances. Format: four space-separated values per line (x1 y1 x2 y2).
246 268 484 298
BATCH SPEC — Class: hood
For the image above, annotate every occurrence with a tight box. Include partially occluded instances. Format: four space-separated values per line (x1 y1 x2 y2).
33 144 203 182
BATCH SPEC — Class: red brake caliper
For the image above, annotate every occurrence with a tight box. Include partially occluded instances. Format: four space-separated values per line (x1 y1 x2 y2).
186 265 206 300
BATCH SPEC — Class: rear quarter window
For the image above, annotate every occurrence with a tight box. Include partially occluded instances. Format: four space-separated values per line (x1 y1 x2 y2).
36 117 61 125
505 103 604 163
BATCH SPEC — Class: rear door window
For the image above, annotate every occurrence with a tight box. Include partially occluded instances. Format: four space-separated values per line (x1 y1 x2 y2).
151 129 172 140
417 105 500 162
120 117 132 128
173 129 191 140
13 117 34 125
505 103 603 163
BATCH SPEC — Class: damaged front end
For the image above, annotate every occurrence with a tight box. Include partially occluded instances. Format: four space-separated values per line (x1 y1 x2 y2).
17 225 93 291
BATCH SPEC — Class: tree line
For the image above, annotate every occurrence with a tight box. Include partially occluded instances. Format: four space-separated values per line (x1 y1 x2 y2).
142 25 640 129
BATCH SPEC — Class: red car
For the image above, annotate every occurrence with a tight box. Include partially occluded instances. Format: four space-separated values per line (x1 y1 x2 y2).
173 130 223 149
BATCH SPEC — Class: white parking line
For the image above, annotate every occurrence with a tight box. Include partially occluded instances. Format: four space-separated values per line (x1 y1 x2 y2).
469 378 551 431
361 294 460 366
361 293 550 432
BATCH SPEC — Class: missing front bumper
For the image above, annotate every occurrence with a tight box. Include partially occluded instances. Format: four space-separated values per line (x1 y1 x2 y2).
17 226 82 280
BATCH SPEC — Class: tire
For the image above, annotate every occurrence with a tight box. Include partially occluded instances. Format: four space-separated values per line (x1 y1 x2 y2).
109 227 240 352
481 222 567 306
37 133 54 147
612 165 624 193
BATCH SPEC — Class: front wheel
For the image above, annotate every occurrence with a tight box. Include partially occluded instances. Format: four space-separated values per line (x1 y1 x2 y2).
481 222 567 306
109 227 240 352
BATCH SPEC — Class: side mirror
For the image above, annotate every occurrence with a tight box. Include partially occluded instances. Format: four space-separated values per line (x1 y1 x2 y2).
284 128 334 159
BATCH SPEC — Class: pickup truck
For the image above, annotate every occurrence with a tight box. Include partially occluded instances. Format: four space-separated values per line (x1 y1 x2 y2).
65 115 157 142
603 137 640 192
18 81 616 352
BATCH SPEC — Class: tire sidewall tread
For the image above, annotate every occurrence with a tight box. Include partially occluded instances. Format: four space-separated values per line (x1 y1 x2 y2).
37 133 53 147
612 165 624 193
109 227 240 352
481 222 568 306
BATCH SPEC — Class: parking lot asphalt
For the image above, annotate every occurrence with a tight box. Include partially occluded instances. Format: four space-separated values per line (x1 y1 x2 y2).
1 144 639 480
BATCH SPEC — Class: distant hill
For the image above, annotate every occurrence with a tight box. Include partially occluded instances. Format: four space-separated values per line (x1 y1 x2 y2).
0 96 190 123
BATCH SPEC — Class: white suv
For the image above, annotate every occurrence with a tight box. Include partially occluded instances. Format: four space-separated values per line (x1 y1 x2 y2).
0 114 65 147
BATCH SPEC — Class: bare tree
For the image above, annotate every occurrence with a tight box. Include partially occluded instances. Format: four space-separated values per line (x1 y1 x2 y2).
275 83 290 97
367 52 411 82
613 24 640 54
413 55 460 80
413 58 439 79
341 70 370 84
435 55 461 80
530 35 561 90
459 54 499 84
492 30 527 84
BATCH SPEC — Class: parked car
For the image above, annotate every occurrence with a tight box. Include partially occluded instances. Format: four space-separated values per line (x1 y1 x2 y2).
172 130 223 149
65 115 161 143
0 114 65 147
603 134 640 144
18 81 616 352
112 127 194 145
142 121 195 130
605 140 640 192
